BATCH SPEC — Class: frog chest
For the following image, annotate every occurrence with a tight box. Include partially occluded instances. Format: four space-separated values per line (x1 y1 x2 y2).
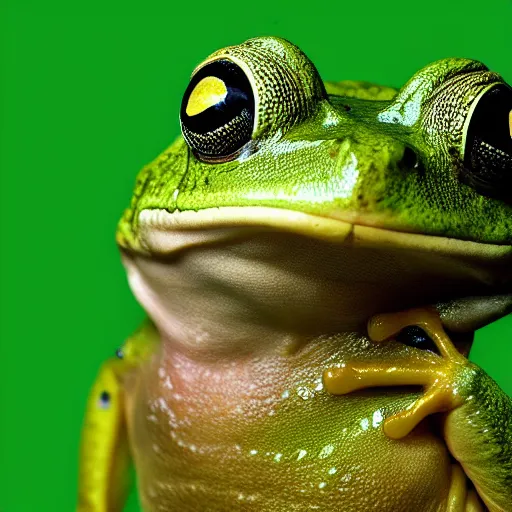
123 347 452 512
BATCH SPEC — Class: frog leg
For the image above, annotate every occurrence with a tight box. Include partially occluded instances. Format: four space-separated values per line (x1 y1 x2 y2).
77 356 131 512
465 490 485 512
446 464 485 512
78 321 159 512
324 308 512 511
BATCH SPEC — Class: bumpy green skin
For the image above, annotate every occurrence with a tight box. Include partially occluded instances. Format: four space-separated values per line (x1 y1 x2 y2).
446 364 512 509
108 37 512 511
118 39 512 250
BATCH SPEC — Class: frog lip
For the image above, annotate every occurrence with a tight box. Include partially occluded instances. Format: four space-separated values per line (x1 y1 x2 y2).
136 206 512 263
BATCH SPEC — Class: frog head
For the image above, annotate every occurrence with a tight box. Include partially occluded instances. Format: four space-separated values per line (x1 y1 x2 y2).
117 37 512 354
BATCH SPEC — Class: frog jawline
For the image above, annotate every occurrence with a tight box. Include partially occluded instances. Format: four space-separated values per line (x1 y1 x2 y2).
137 206 511 263
122 206 510 351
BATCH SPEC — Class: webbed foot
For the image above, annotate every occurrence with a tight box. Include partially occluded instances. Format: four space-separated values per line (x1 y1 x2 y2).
324 307 475 439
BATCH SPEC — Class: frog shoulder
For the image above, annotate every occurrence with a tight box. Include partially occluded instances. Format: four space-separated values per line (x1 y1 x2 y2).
120 319 160 366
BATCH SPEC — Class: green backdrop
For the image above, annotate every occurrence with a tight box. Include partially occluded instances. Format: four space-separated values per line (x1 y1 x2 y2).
1 1 511 510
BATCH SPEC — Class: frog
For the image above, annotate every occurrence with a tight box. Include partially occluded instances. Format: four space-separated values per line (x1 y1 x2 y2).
77 37 512 512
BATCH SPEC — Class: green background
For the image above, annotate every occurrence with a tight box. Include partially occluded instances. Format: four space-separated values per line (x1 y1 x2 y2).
1 1 511 510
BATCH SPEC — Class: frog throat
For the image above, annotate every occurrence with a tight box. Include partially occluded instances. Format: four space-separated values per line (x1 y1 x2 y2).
118 206 510 354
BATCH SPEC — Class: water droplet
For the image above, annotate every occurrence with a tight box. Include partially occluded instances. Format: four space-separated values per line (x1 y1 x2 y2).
297 386 312 400
314 379 324 391
328 467 337 475
297 449 307 461
273 453 282 462
372 410 383 428
319 444 334 459
318 482 327 489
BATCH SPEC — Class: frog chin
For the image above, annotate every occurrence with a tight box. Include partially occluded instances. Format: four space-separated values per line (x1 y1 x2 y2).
120 207 511 357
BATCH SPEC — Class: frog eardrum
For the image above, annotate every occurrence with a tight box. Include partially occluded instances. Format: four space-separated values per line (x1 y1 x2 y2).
462 83 512 200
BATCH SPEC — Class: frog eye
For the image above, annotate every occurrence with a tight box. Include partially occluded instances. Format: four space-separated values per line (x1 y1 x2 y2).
180 59 255 161
179 38 326 163
461 84 512 199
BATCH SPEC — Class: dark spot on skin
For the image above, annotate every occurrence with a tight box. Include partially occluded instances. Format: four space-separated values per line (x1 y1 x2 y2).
98 391 111 410
343 104 352 112
398 147 420 171
204 177 210 186
397 326 440 355
329 147 340 159
357 194 369 208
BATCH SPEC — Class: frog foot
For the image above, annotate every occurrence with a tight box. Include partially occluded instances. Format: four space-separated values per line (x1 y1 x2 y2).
324 307 472 439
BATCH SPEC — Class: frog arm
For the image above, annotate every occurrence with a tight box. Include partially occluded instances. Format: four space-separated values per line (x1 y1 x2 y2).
438 296 512 509
77 358 131 512
324 308 512 511
444 370 512 512
77 320 159 512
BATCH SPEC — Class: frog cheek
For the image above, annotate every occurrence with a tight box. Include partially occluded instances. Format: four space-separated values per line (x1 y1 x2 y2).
461 83 512 202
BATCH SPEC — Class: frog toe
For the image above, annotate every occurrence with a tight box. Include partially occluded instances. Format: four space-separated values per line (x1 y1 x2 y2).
324 307 475 439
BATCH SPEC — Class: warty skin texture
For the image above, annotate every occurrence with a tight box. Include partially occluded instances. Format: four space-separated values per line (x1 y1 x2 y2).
79 37 512 512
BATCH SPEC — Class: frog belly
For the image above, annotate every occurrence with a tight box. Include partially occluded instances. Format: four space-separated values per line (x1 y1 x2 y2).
124 336 452 512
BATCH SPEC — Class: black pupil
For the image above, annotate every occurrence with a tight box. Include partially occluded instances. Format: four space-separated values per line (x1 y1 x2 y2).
462 84 512 200
180 59 255 158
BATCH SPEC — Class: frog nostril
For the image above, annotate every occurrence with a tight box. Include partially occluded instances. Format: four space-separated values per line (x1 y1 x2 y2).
398 147 420 171
396 326 440 355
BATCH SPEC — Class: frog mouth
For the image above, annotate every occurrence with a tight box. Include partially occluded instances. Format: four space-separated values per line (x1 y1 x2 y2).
136 206 512 266
121 206 510 346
